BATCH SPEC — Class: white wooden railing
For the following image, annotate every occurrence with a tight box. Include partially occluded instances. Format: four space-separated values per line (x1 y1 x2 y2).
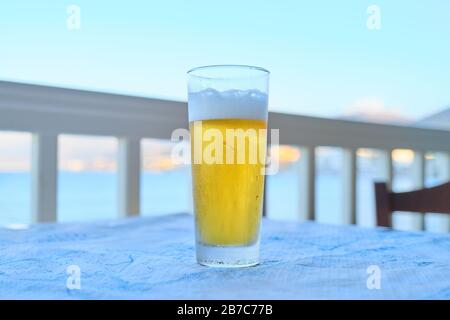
1 81 450 229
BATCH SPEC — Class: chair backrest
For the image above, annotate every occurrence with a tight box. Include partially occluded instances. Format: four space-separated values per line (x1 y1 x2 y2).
374 181 450 227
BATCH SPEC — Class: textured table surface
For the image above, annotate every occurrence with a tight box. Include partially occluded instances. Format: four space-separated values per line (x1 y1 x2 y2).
0 213 449 299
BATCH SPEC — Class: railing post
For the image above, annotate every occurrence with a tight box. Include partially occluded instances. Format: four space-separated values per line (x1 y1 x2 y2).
440 152 450 186
118 137 141 217
411 150 426 230
31 133 58 222
379 149 393 187
342 148 357 224
373 149 394 226
298 146 316 221
444 153 450 179
377 149 394 227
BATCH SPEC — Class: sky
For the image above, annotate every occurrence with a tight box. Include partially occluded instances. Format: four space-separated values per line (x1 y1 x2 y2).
1 0 450 120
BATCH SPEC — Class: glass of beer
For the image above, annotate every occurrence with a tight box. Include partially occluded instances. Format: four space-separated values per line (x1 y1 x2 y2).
187 65 269 267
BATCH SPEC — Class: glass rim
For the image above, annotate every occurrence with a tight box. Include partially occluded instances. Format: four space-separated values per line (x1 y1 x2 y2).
187 64 270 80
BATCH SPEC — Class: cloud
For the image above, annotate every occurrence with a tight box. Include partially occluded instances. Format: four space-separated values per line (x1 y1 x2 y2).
340 98 411 124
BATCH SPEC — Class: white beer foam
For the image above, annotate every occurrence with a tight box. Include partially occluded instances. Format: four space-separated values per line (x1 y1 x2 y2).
188 89 268 122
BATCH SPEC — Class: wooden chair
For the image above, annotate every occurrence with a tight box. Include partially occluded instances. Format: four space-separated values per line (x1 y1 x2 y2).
374 181 450 227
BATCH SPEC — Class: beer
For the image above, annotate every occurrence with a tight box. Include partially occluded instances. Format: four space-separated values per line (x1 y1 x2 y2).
190 118 267 246
188 65 269 267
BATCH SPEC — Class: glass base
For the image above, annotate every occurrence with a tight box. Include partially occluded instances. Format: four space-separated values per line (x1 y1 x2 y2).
196 242 260 268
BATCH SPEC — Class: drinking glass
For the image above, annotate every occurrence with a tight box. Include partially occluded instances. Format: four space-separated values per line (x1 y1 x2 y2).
187 65 269 267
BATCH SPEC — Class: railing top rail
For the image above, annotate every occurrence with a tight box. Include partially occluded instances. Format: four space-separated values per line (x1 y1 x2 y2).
1 80 450 152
